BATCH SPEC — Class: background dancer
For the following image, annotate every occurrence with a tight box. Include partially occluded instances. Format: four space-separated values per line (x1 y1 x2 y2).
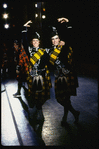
13 40 29 97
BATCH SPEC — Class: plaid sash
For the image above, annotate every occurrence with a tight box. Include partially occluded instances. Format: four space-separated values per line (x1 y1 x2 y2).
30 49 45 66
49 45 62 65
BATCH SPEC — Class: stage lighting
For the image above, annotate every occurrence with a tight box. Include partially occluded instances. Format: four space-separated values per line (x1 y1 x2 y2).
35 14 38 18
35 4 37 7
42 15 46 19
4 24 9 29
3 13 8 19
3 3 7 8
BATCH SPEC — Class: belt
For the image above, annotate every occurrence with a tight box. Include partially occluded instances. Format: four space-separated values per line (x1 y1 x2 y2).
54 68 70 78
30 68 45 77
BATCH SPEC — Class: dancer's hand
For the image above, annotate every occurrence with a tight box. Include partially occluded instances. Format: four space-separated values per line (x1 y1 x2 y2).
24 20 32 27
59 41 65 46
57 17 69 23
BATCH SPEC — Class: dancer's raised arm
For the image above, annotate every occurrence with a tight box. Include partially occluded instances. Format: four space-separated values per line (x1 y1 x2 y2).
57 17 69 23
23 20 32 27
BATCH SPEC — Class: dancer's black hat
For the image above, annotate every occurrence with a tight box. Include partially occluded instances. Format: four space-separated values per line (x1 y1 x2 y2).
49 26 59 38
32 32 40 40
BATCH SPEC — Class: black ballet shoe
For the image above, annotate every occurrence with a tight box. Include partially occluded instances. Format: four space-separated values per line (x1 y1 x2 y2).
61 121 69 127
13 92 21 97
74 111 80 124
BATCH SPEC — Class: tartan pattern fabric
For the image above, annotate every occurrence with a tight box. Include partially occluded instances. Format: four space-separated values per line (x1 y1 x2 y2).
49 45 62 65
26 48 52 105
68 46 73 65
30 49 45 65
17 48 29 82
55 72 77 105
26 65 52 106
52 46 78 106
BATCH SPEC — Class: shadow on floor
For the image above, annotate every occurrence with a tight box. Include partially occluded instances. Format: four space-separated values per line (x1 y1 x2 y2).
16 95 45 146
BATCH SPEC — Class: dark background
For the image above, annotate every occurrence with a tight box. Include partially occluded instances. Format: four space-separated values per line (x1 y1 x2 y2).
0 0 98 67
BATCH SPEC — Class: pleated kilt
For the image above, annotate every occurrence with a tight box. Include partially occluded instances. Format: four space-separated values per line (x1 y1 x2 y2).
55 71 78 106
16 48 29 83
27 67 52 106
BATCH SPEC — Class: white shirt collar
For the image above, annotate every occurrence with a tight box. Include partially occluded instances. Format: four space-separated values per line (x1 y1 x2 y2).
33 47 39 51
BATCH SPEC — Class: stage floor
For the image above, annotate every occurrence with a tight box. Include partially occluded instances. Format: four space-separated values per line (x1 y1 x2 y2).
1 75 98 147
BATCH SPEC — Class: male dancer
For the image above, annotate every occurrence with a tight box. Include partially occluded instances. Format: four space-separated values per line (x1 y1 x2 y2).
49 18 80 126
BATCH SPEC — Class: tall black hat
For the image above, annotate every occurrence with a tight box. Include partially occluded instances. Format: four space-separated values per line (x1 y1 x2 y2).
49 26 59 38
32 32 40 40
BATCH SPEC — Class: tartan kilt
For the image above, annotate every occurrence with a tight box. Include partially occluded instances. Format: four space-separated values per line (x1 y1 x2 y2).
55 71 78 106
27 74 51 106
